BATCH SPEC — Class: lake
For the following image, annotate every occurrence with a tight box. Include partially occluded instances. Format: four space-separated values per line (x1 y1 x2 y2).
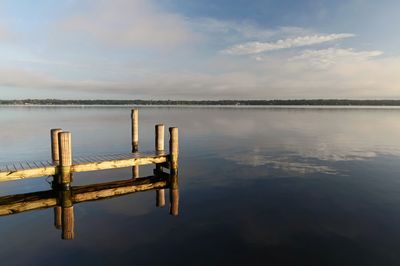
1 106 400 265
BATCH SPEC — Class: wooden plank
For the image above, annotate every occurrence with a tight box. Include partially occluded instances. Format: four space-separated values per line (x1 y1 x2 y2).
0 165 7 172
0 166 57 182
72 158 86 164
93 155 109 161
0 152 169 182
0 190 57 216
91 155 107 161
109 154 129 160
71 154 168 173
73 156 91 163
73 176 167 203
18 162 25 170
23 162 32 169
102 154 121 161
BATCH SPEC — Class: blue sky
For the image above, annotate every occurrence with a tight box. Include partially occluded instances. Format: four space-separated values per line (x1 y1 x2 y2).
0 0 399 99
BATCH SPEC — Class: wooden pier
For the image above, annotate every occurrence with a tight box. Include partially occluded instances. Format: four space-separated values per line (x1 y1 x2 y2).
0 109 180 240
0 109 179 184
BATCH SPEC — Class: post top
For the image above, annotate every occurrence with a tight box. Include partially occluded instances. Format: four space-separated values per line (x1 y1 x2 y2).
59 131 71 136
131 109 138 117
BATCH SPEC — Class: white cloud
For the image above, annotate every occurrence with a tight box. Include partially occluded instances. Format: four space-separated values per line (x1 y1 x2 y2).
60 0 196 49
192 18 315 41
290 48 383 68
193 18 262 38
0 68 131 92
222 33 355 55
2 50 400 100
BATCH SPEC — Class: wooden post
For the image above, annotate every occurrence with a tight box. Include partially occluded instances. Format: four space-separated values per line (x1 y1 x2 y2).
169 127 179 215
131 109 139 178
169 170 179 216
155 124 165 207
132 165 139 178
51 129 62 188
61 189 74 240
131 109 139 152
58 132 72 186
169 127 179 170
62 206 74 240
51 128 62 165
54 206 62 229
156 189 165 208
155 124 165 154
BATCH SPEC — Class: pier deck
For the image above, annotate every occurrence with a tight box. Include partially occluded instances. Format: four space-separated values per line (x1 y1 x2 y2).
0 152 168 182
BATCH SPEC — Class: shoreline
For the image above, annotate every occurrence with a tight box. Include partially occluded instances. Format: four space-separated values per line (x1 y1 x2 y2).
2 104 400 109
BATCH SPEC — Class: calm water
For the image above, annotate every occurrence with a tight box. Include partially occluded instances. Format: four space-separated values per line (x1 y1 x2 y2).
1 106 400 265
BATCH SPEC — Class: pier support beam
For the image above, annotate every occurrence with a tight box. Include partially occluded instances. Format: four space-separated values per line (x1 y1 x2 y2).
131 109 139 178
51 128 62 187
54 206 62 229
169 127 179 215
132 165 139 178
155 124 165 153
156 189 165 208
155 124 165 207
131 109 139 152
169 169 179 216
58 132 72 186
60 189 74 240
51 128 62 165
169 127 179 170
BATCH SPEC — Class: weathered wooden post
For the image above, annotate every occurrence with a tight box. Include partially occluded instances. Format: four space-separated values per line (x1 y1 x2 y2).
156 189 165 208
131 109 139 178
132 164 139 178
58 132 72 186
169 127 179 216
61 189 74 240
155 124 165 207
169 170 179 216
131 109 139 152
169 127 179 170
155 124 164 153
51 128 63 223
58 131 74 239
51 128 62 165
54 206 62 229
51 128 62 187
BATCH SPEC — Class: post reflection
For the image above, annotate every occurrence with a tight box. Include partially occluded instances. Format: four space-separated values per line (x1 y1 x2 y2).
0 166 179 241
169 169 179 216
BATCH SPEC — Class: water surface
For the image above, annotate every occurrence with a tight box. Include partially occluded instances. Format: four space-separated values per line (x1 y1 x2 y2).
1 106 400 265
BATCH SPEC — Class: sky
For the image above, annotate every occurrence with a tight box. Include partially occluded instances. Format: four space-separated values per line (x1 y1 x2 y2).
0 0 399 100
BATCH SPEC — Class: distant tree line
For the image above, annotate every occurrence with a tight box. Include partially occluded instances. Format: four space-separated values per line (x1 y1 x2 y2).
1 99 400 106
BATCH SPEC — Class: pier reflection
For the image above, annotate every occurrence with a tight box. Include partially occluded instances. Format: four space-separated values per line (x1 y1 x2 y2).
0 167 179 240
